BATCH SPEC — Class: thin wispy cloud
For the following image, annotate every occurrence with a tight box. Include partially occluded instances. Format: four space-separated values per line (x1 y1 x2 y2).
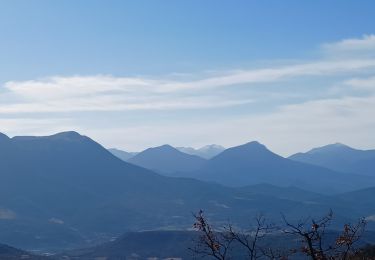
321 34 375 57
1 60 375 113
345 76 375 91
1 35 375 154
322 34 375 51
85 93 374 156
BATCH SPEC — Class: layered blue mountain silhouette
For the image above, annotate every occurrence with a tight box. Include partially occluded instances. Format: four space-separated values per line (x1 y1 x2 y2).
192 141 375 193
128 144 207 175
289 143 375 176
176 144 225 159
0 132 303 250
0 131 375 251
124 141 374 193
108 148 137 161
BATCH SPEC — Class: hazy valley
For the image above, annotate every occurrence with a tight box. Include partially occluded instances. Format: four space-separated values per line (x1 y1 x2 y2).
0 131 374 259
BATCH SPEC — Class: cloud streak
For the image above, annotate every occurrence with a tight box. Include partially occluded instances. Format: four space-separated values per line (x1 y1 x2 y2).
345 76 375 91
322 34 375 52
321 34 375 58
1 35 375 154
86 93 375 156
1 59 375 113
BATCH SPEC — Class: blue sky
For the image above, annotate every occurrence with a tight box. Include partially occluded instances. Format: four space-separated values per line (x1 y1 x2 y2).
0 1 375 155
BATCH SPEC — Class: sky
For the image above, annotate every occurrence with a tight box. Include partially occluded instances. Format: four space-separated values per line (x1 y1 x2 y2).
0 0 375 156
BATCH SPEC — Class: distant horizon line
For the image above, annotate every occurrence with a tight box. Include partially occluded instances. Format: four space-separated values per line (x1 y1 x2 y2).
1 130 371 156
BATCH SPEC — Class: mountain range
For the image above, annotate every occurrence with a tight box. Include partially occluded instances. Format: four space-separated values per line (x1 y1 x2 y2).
108 148 138 161
0 131 317 251
108 144 225 162
111 140 375 193
191 141 375 193
289 143 375 176
127 144 207 175
0 131 375 252
176 144 225 159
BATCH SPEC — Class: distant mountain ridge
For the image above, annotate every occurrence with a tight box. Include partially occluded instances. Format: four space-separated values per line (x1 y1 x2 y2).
289 143 375 176
177 144 225 159
1 132 297 250
191 141 375 193
109 144 225 163
128 144 207 175
1 131 375 251
110 141 375 192
108 148 137 161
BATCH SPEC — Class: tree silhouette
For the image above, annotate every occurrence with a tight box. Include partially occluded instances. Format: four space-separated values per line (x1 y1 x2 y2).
283 210 366 259
191 210 366 260
190 210 234 260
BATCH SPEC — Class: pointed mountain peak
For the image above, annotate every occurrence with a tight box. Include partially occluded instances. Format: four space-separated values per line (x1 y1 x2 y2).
245 140 263 146
332 142 347 147
152 144 177 151
241 141 268 150
212 141 279 160
159 144 175 149
128 143 206 174
233 141 276 155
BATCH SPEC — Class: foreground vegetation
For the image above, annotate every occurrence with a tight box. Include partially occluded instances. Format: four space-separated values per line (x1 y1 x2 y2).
192 210 369 259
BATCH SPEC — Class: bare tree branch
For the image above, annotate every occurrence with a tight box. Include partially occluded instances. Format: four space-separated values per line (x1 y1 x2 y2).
190 210 234 260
